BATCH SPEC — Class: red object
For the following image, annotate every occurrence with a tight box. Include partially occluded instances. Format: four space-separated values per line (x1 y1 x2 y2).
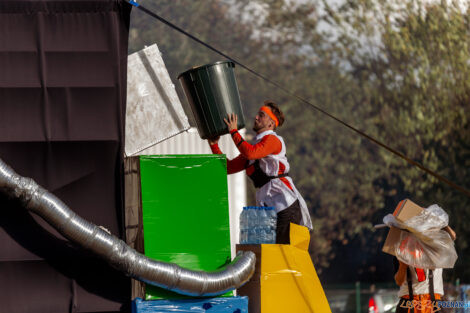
210 133 293 189
368 297 378 313
278 162 293 190
260 106 279 126
210 143 248 174
231 131 282 160
415 268 426 282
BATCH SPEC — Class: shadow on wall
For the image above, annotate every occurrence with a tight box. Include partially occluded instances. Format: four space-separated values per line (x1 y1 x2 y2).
0 193 131 311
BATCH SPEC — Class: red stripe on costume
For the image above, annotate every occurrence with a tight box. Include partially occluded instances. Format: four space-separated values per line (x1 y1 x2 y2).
279 162 293 190
415 268 426 282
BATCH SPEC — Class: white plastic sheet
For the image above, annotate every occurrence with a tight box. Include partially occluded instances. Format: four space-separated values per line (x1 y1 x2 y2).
125 44 190 156
383 204 457 269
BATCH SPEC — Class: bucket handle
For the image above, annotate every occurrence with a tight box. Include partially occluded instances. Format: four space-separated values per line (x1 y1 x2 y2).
189 72 196 82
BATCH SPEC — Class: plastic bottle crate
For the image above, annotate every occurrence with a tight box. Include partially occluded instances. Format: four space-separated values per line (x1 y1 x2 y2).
239 206 276 244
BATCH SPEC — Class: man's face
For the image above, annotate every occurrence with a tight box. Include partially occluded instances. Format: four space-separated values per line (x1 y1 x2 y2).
253 109 274 132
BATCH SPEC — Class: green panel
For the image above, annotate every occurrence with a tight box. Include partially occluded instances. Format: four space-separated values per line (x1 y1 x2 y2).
139 155 232 300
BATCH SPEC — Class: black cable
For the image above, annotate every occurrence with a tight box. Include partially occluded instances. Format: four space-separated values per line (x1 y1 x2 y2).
126 0 470 198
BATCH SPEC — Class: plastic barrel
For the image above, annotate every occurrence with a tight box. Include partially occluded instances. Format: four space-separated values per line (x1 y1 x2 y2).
177 61 245 139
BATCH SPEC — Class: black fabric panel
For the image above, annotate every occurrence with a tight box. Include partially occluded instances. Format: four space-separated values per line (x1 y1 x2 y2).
0 1 132 312
0 1 125 14
0 141 121 261
0 260 130 313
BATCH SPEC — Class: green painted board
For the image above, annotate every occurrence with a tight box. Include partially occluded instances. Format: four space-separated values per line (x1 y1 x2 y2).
139 155 232 300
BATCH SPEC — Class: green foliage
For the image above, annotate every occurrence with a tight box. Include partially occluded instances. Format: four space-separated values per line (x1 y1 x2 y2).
322 0 470 280
129 0 470 281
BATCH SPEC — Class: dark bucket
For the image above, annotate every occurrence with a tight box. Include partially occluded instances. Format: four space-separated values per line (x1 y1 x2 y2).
178 61 245 140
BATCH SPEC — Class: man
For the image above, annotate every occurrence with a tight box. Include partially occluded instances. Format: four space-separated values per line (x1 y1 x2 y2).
394 260 444 313
208 100 313 244
394 226 456 313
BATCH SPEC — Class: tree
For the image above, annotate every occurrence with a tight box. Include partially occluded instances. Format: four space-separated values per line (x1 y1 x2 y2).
129 0 470 281
321 0 470 280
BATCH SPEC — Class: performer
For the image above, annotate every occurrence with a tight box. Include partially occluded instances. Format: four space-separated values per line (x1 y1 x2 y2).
394 226 456 313
208 100 313 243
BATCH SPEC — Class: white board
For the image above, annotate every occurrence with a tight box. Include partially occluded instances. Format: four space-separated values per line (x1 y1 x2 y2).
125 44 190 156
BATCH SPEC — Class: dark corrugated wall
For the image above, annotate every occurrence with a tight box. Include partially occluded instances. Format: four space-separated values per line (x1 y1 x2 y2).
0 1 132 312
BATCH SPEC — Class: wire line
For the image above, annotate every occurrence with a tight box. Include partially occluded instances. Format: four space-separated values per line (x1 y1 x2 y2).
126 0 470 198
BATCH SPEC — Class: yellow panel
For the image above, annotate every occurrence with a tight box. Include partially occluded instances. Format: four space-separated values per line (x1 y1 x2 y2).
260 226 332 313
290 223 310 251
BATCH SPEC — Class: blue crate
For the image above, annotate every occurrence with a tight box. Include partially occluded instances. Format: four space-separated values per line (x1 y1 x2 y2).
132 296 248 313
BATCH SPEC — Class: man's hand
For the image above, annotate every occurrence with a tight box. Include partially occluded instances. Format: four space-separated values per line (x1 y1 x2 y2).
443 226 457 241
224 113 238 131
208 136 220 145
394 260 407 286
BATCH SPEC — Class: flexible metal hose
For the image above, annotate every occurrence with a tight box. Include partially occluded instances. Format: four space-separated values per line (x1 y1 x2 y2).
0 157 255 296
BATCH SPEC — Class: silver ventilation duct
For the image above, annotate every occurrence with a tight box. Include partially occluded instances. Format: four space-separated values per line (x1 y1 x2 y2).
0 158 255 296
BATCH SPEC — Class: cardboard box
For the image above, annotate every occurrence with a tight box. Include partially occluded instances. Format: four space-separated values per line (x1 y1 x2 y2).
382 199 424 256
392 199 424 222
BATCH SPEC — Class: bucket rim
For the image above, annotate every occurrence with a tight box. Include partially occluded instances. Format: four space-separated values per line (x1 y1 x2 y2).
177 60 235 79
